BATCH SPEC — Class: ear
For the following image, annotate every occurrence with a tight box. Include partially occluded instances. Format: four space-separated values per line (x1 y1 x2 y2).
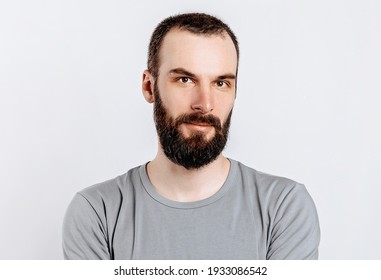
142 70 155 103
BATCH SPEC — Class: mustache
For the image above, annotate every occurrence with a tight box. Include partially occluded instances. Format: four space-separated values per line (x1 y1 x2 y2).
174 113 222 131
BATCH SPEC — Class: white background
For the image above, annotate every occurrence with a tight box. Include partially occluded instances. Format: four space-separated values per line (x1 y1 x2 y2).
0 0 380 259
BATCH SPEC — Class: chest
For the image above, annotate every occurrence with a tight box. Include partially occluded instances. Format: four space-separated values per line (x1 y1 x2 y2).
113 197 264 259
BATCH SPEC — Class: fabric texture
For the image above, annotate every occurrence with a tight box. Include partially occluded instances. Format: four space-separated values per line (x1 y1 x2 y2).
62 159 320 259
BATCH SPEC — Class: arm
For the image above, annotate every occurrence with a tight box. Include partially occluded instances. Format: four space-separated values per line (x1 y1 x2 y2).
267 184 320 259
62 193 110 259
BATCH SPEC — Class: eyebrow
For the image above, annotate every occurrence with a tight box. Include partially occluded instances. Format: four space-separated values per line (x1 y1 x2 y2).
168 68 236 80
168 68 196 78
217 74 236 80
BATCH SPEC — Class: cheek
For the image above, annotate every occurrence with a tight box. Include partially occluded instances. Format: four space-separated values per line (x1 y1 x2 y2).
216 98 235 120
160 87 192 116
166 96 189 117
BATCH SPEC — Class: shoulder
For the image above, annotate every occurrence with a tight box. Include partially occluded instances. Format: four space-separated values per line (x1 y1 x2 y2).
234 160 305 198
65 165 143 226
231 160 320 259
62 165 143 259
77 165 141 209
232 159 316 218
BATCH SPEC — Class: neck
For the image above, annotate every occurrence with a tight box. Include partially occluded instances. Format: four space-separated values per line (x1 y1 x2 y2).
146 147 230 202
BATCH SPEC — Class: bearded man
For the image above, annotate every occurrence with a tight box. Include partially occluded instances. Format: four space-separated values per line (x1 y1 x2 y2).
62 13 320 260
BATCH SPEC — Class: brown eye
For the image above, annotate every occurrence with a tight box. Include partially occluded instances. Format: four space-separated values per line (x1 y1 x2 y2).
179 77 190 83
216 81 227 88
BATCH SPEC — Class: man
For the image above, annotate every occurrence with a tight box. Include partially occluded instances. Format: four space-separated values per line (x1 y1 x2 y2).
63 13 320 260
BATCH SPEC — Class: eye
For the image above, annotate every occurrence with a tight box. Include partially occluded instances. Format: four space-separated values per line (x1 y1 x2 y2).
216 80 228 88
178 77 192 84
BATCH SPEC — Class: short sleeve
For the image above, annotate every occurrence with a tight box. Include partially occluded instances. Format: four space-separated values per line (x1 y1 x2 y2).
62 193 110 260
267 184 320 260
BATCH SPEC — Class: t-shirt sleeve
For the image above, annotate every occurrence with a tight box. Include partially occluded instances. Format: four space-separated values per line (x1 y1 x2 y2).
62 193 110 260
267 183 320 260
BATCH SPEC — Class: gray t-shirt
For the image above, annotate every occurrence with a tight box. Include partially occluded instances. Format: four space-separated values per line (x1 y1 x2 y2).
62 159 320 259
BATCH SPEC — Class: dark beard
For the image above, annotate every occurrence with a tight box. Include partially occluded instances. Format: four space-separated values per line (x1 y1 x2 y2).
153 82 232 170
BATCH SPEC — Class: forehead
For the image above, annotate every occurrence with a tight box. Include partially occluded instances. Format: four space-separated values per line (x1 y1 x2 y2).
158 29 237 76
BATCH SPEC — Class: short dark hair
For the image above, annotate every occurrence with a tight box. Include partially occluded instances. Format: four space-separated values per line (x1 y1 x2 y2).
147 13 239 78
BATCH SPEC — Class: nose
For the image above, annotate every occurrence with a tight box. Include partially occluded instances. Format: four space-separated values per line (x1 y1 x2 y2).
191 84 214 114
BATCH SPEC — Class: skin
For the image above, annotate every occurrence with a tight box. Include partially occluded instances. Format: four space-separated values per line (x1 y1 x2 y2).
142 28 238 202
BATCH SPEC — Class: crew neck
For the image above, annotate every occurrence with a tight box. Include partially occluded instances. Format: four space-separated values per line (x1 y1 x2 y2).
138 159 238 209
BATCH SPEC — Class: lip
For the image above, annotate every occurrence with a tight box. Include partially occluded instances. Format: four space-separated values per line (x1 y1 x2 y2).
183 122 214 131
187 122 212 127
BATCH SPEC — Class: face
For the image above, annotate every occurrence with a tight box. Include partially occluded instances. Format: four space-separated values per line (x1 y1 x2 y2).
153 82 232 169
145 29 238 169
